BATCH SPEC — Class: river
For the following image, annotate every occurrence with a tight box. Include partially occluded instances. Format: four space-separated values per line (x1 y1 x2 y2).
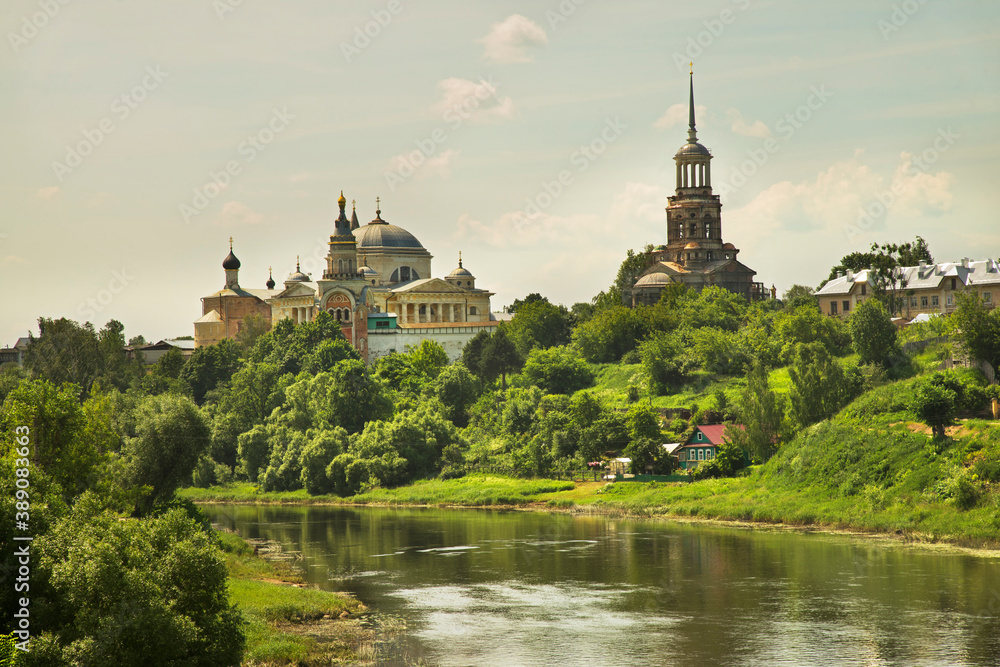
203 504 1000 666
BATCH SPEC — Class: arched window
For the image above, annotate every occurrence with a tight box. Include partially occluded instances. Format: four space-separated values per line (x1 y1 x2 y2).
705 225 711 239
344 310 351 323
348 260 354 273
678 226 684 238
390 269 399 282
689 223 696 237
338 260 344 273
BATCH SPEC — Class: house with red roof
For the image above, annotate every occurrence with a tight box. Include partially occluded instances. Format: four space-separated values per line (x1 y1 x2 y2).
677 424 740 471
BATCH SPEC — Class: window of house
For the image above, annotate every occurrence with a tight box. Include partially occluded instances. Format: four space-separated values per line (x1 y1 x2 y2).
921 296 928 307
469 306 478 315
830 301 838 315
910 296 918 307
932 295 939 307
698 449 704 461
985 292 993 303
419 305 426 315
843 301 850 312
697 432 703 441
946 293 953 306
861 284 867 296
706 449 714 460
951 278 957 290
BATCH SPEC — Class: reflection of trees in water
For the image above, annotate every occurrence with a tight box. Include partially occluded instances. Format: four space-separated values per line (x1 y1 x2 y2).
205 504 1000 666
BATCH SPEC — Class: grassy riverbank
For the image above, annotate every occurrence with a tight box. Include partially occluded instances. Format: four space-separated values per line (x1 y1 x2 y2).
218 530 409 665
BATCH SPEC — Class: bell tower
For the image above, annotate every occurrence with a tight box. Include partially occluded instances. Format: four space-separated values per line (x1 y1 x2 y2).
324 191 361 279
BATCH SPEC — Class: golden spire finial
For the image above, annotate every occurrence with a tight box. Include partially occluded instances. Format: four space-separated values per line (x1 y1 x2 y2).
375 196 381 211
459 250 463 267
689 62 693 75
296 255 300 271
352 199 356 210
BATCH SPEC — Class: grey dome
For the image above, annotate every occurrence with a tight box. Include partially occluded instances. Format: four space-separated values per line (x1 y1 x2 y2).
634 272 673 287
675 141 711 157
359 265 378 278
354 222 424 249
286 270 309 283
449 266 473 278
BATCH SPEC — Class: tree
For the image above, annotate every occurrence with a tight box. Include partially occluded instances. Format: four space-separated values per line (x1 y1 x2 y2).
572 306 648 363
122 394 211 512
461 330 491 378
950 292 1000 372
24 318 141 395
782 284 818 310
639 331 689 394
236 313 269 350
787 343 853 428
179 339 241 404
427 363 480 427
33 503 244 666
479 324 523 389
727 361 783 463
519 346 595 395
613 247 656 306
302 337 360 374
625 404 661 442
372 352 426 394
506 299 572 355
222 361 286 425
823 237 933 316
309 361 392 434
911 380 956 439
849 299 899 367
408 340 450 380
298 428 349 494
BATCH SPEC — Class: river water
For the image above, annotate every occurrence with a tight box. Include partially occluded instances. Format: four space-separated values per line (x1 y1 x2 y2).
203 504 1000 666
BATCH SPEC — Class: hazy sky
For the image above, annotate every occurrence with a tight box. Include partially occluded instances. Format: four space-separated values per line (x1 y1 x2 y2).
2 0 998 345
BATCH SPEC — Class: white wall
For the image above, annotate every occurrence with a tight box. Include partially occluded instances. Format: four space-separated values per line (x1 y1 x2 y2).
367 325 496 363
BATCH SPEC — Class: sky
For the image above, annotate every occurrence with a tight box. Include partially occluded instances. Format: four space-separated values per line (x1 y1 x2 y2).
2 0 999 345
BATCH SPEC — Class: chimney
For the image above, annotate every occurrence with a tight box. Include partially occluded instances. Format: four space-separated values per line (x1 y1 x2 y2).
962 257 970 269
846 269 854 281
837 271 844 279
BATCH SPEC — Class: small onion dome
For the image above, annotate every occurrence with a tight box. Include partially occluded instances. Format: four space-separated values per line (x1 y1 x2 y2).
222 249 240 270
266 267 276 290
634 272 672 287
338 190 347 208
684 241 702 250
654 244 667 251
722 242 736 250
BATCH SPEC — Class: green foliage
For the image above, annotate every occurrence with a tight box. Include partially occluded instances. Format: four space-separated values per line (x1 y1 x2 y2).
639 331 689 394
461 330 490 379
236 312 269 350
787 343 856 428
259 426 308 492
179 338 241 404
23 318 142 395
623 437 674 475
572 306 648 363
613 247 657 306
519 345 594 395
32 502 243 666
506 299 573 355
307 361 392 434
728 360 784 463
850 298 900 367
373 352 425 395
950 292 1000 371
123 393 211 512
1 379 101 498
236 424 270 483
300 337 360 375
625 404 661 442
782 284 818 310
407 340 450 380
688 327 748 375
298 428 349 494
479 324 523 389
427 363 480 426
220 361 288 425
911 381 956 439
774 304 851 362
824 236 932 315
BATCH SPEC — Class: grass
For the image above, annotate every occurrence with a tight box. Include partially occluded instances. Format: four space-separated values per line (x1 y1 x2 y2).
218 529 404 665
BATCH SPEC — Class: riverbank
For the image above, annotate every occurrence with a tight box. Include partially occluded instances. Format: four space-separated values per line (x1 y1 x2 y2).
217 530 412 665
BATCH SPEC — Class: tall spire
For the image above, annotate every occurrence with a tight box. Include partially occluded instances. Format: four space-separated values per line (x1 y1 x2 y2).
687 63 698 144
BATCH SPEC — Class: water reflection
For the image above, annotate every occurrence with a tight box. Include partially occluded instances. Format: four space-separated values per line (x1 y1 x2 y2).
204 505 1000 666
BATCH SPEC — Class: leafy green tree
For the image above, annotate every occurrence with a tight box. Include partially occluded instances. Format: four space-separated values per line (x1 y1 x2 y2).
508 293 547 312
221 361 287 425
179 338 241 404
259 427 308 492
638 331 689 394
849 299 900 367
461 330 491 378
427 363 480 427
24 318 141 395
623 437 673 475
480 324 523 389
309 361 392 434
675 286 748 332
612 247 656 306
911 379 956 439
33 502 243 666
302 337 361 374
236 312 269 350
572 306 648 363
775 304 851 361
236 424 270 482
787 343 854 428
1 380 100 498
626 404 661 442
372 352 426 394
727 361 783 463
713 437 747 476
519 346 594 395
298 428 349 494
122 394 211 512
950 292 1000 372
408 339 450 380
506 299 572 355
782 284 818 310
689 327 748 375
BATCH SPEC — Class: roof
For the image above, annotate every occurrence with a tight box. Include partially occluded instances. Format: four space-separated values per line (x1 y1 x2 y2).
195 310 223 323
353 220 425 250
686 424 735 446
15 337 30 350
818 260 1000 296
663 443 684 455
816 269 872 296
675 141 711 157
222 249 240 270
139 339 196 351
634 272 674 288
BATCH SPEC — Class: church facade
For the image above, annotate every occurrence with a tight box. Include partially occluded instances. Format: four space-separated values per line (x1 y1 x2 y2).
632 73 766 306
194 193 498 361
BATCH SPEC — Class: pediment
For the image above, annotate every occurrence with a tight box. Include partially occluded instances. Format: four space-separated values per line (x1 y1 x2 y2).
272 282 317 299
391 277 468 294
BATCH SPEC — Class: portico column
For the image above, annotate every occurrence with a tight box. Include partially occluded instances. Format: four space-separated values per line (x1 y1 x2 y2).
676 163 681 189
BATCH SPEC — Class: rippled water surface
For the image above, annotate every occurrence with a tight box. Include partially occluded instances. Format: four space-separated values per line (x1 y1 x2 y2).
203 505 1000 666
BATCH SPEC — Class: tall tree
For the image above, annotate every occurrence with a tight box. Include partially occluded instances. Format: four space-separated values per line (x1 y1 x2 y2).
727 360 784 463
506 299 573 355
787 343 854 428
950 292 1000 372
480 325 523 389
849 299 899 367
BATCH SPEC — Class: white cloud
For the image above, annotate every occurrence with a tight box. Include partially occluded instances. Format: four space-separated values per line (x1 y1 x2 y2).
654 103 706 129
610 182 664 222
36 186 60 199
888 151 954 217
480 14 548 64
215 201 265 227
387 148 460 180
726 108 772 138
433 77 516 124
